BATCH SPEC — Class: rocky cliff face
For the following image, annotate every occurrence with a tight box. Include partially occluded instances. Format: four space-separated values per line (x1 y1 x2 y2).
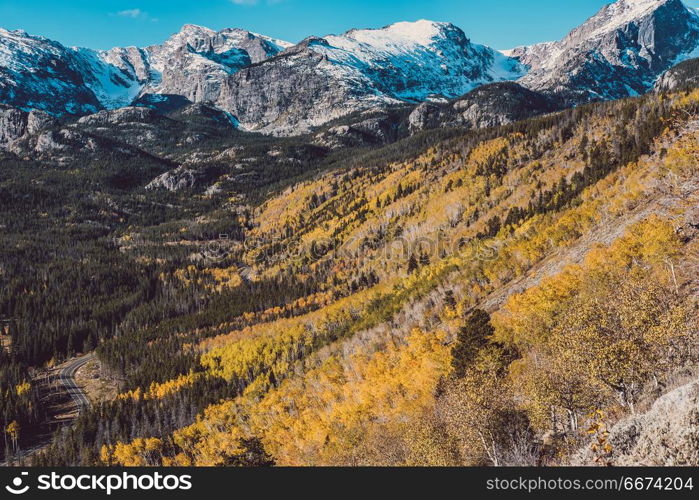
0 105 56 147
109 25 292 106
0 106 29 147
510 0 699 103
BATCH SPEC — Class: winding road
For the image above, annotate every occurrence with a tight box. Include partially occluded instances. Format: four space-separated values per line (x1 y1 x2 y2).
1 353 94 465
58 353 94 411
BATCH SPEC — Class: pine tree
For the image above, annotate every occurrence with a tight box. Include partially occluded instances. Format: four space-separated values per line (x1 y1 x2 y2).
451 309 494 379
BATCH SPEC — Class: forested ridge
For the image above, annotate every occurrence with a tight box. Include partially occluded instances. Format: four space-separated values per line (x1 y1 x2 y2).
1 87 698 465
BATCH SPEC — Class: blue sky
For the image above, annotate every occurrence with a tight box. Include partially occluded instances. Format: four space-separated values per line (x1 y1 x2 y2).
1 0 699 50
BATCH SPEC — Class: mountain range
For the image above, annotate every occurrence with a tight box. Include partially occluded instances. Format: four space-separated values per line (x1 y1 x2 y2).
1 0 699 136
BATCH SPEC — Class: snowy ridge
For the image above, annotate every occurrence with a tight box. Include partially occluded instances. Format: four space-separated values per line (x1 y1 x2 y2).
147 24 293 71
74 48 145 109
311 20 525 103
0 19 526 127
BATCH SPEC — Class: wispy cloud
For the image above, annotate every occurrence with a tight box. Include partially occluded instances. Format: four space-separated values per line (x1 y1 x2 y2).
113 8 157 22
117 8 145 18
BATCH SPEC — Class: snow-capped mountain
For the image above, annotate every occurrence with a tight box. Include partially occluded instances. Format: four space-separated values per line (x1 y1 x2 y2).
0 20 524 134
510 0 699 103
219 20 526 134
2 1 699 137
0 28 104 115
0 25 291 117
311 21 523 102
105 25 293 105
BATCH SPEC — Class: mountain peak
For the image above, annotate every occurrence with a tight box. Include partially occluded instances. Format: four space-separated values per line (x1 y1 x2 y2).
165 24 217 47
0 27 50 44
164 25 291 55
375 19 452 35
576 0 688 40
178 24 215 35
514 0 699 103
620 0 670 7
0 27 25 37
342 20 460 48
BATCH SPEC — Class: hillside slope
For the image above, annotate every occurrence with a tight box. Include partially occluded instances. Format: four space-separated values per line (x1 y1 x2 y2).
22 86 699 467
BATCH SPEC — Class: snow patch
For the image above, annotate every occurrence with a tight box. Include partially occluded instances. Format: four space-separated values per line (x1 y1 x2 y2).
75 48 145 109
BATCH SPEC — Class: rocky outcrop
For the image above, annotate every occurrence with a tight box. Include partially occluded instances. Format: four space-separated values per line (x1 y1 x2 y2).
655 57 699 91
408 82 560 133
146 167 197 191
6 117 174 175
77 107 159 126
26 109 56 134
65 102 236 160
0 106 28 147
572 378 699 466
0 105 56 147
314 113 404 149
450 82 560 128
166 102 236 128
408 103 448 133
511 0 699 104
